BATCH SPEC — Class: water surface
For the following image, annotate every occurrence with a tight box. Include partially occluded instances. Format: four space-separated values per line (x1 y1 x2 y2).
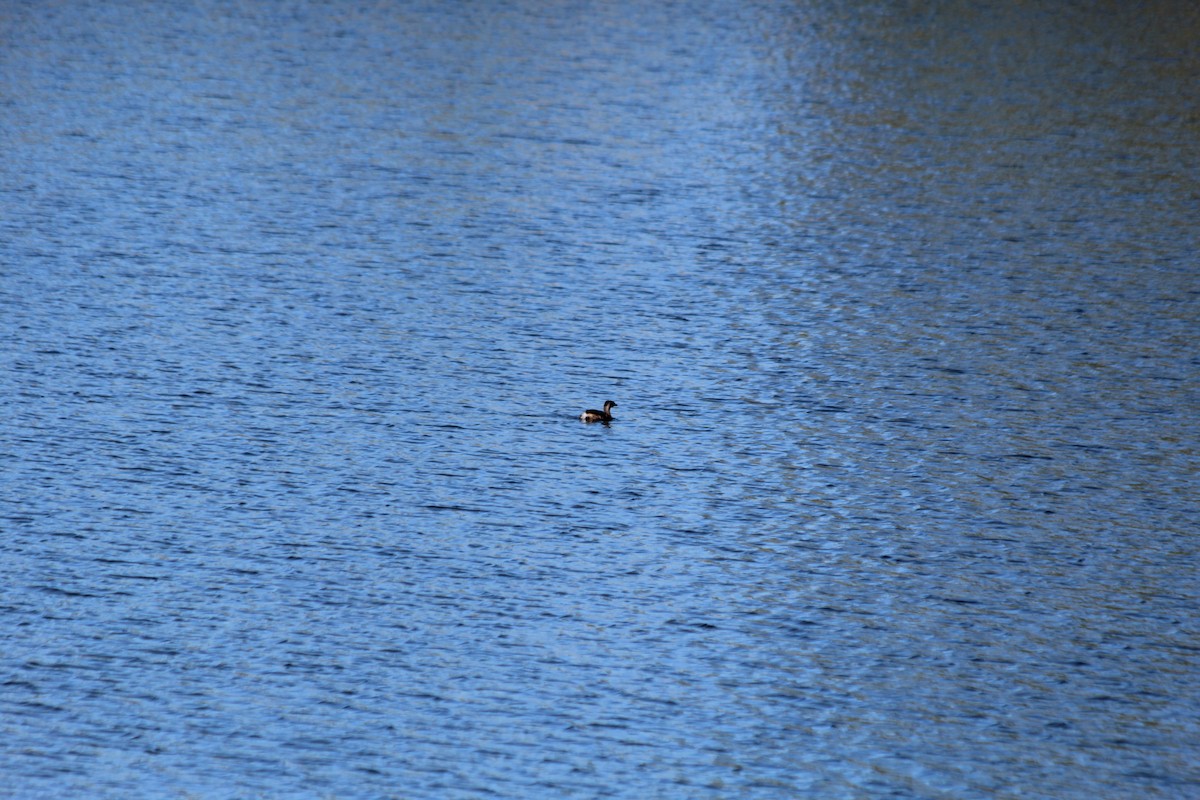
2 1 1198 798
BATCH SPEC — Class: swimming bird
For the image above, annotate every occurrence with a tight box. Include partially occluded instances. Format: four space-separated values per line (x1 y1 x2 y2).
580 400 617 424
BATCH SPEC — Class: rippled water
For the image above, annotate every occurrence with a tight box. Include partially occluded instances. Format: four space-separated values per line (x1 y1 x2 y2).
3 1 1198 798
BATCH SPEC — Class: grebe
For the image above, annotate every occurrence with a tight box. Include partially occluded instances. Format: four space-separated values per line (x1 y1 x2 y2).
580 400 617 423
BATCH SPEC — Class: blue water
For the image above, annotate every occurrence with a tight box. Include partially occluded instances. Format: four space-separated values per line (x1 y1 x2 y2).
3 1 1198 797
